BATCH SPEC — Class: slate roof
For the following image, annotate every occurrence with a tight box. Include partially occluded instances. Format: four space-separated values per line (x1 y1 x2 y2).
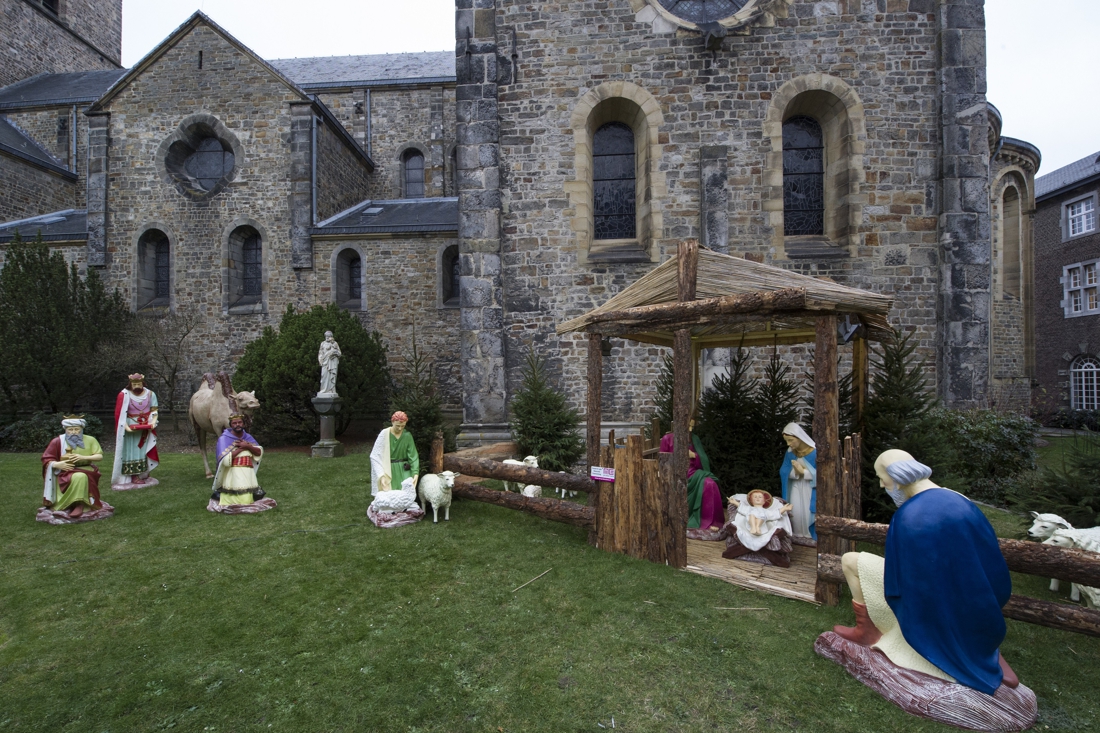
313 198 458 235
0 115 72 176
0 69 127 110
0 209 87 242
1037 150 1100 201
270 52 455 88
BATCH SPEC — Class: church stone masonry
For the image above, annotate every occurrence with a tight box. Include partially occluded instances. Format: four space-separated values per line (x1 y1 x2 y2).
0 0 1041 439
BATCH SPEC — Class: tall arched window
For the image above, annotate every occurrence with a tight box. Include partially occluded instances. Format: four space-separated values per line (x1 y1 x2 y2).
228 225 263 311
441 244 460 306
335 247 363 310
593 122 636 241
137 229 170 309
403 149 425 198
1002 187 1021 298
783 116 825 236
1071 355 1100 410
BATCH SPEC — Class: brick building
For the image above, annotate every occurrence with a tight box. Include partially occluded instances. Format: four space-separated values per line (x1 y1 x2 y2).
0 1 1043 442
1031 151 1100 418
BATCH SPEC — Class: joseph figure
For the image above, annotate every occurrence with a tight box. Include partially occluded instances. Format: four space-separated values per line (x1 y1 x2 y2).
370 411 419 496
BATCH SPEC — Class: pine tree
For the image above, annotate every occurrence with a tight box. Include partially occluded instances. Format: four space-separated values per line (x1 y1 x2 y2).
389 335 456 469
751 348 804 478
694 346 760 496
509 349 584 472
648 352 675 438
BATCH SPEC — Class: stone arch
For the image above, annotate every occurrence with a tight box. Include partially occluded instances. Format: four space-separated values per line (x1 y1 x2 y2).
568 81 666 263
993 169 1029 300
220 217 270 315
396 142 429 199
155 112 244 201
330 243 366 312
763 74 866 256
132 221 176 312
437 242 460 308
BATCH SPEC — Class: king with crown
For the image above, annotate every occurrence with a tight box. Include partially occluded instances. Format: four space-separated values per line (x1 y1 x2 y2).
111 373 159 490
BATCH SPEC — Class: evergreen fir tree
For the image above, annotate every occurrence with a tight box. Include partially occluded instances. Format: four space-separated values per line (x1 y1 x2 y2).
694 346 759 496
751 348 803 479
509 349 584 472
648 352 675 439
389 335 457 470
1006 431 1100 528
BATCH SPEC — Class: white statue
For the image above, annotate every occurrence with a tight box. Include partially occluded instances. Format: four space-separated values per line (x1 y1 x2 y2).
317 330 342 396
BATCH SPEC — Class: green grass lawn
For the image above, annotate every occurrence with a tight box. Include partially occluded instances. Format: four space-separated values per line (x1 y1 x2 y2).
1 452 1099 732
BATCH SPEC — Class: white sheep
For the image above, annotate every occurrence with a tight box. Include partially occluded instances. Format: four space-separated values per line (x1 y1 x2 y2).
1042 527 1100 605
521 484 542 498
1028 512 1075 593
502 455 539 492
555 471 576 499
369 476 419 514
417 470 458 523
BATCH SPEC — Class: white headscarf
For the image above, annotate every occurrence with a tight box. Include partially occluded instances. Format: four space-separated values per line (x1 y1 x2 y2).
61 418 86 428
781 422 815 450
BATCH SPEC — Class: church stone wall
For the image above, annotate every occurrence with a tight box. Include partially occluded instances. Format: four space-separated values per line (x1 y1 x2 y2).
315 118 372 222
3 108 87 210
0 154 77 221
492 0 948 423
0 0 121 87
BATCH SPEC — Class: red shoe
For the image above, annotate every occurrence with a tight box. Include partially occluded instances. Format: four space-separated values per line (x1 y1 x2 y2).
833 602 882 646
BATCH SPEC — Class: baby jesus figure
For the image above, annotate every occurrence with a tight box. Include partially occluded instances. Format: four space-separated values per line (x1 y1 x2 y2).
733 489 793 535
720 489 796 568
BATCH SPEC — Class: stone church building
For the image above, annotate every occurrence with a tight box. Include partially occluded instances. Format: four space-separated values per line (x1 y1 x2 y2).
0 0 1040 442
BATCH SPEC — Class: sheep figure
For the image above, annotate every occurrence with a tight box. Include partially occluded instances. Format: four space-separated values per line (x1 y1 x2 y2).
502 455 539 492
521 484 542 498
417 470 458 523
556 472 576 499
1028 512 1075 592
370 476 419 514
1042 527 1100 605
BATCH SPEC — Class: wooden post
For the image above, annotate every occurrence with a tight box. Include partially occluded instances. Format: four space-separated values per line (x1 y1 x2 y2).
813 315 841 606
587 331 603 546
430 431 444 474
852 335 869 431
677 239 698 302
642 456 663 562
672 328 692 560
597 443 617 551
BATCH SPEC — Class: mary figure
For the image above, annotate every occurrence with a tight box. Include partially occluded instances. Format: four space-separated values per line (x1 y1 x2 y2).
779 422 817 543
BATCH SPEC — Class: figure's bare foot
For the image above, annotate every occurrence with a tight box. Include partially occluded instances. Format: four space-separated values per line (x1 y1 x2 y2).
205 472 214 479
131 477 146 485
68 504 84 518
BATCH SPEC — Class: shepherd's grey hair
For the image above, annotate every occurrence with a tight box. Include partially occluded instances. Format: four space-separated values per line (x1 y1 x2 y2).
885 459 932 486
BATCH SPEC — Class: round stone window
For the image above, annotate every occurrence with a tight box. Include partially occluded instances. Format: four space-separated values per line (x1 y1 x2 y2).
656 0 753 24
159 116 240 199
644 0 775 30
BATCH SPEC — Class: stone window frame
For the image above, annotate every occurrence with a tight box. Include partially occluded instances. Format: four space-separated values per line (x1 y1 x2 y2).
331 243 366 312
155 113 244 202
396 142 429 199
993 171 1028 301
1061 258 1100 319
446 144 458 198
438 243 460 309
1061 191 1098 242
133 223 175 313
628 0 793 34
221 218 269 316
763 75 867 258
568 81 666 265
1070 354 1100 410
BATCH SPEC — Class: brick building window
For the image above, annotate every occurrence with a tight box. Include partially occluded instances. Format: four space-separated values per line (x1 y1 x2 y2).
227 225 263 313
593 122 636 241
1063 193 1097 241
1063 261 1099 318
782 116 825 236
334 247 363 311
440 244 460 307
403 149 425 198
137 229 170 310
1071 355 1100 410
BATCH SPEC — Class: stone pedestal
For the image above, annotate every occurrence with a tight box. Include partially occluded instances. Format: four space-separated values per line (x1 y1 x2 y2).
310 394 344 458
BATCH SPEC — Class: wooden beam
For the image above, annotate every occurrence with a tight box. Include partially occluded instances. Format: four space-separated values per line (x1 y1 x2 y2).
852 336 869 431
441 454 595 494
672 327 693 561
678 238 698 302
813 315 841 606
451 483 594 528
584 288 808 332
817 554 1100 638
815 515 1100 588
586 332 603 473
430 431 444 474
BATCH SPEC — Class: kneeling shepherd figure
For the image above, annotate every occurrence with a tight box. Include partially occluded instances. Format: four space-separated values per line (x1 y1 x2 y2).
38 415 114 524
208 414 276 514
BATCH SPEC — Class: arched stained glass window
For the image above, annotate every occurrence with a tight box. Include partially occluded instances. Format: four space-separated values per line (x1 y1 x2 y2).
783 116 824 236
1071 355 1100 411
242 234 262 297
404 150 425 199
593 122 636 240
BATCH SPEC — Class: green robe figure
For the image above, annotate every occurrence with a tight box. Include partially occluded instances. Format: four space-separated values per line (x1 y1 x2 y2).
370 411 419 496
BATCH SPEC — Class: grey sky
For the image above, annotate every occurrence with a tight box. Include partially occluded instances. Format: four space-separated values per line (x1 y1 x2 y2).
123 1 1098 175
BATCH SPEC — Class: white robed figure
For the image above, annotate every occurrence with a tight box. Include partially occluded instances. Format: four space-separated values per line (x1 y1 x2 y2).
730 489 794 552
318 331 342 396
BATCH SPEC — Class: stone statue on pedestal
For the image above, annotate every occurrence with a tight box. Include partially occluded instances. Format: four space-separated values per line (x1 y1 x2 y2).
318 331 341 396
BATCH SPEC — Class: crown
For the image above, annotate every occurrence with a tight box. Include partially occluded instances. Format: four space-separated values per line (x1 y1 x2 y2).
128 373 145 382
228 413 245 421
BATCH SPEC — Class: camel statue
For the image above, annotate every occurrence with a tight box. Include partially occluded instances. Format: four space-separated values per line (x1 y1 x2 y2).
189 372 261 478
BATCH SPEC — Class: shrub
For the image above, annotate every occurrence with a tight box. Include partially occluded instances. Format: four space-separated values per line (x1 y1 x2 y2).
234 304 390 444
389 337 456 472
0 412 105 453
1007 431 1100 528
508 350 584 472
0 232 135 415
647 353 675 440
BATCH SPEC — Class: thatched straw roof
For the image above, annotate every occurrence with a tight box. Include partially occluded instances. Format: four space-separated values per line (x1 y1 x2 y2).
557 246 894 347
